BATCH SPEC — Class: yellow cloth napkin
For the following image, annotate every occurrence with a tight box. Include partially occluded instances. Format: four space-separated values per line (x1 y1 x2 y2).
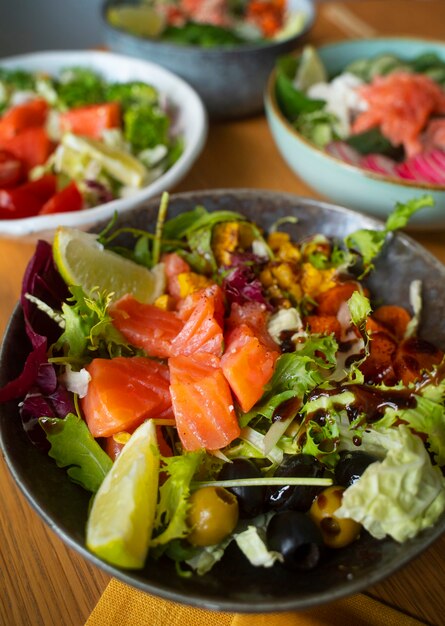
86 578 424 626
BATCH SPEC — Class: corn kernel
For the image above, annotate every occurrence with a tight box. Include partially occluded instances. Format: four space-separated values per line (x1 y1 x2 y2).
177 272 212 298
212 222 240 266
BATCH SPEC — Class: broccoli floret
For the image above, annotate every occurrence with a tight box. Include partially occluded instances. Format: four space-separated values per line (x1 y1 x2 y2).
166 137 184 168
123 104 169 152
0 68 36 91
105 81 158 110
55 67 106 109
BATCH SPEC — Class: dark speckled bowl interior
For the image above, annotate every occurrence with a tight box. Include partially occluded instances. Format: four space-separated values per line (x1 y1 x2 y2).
1 190 445 612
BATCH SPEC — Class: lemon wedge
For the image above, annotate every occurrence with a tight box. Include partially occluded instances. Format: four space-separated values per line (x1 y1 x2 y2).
61 133 148 188
86 419 160 569
107 6 166 38
53 226 165 304
294 46 328 92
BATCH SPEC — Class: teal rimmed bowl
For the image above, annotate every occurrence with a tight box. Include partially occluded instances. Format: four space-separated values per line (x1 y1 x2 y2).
265 38 445 229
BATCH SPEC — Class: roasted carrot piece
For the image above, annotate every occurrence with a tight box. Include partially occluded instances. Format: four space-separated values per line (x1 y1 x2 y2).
359 331 398 385
372 305 411 341
393 337 444 385
304 315 342 341
315 282 361 316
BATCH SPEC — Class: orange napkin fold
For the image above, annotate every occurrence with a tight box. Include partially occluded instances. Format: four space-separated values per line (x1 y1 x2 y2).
85 578 424 626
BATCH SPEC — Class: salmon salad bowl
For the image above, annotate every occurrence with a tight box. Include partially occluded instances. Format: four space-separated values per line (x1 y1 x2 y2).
1 189 445 612
265 38 445 229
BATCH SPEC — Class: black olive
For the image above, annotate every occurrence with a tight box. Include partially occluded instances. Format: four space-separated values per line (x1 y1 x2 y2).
334 450 378 487
218 458 265 518
266 454 325 513
266 510 324 570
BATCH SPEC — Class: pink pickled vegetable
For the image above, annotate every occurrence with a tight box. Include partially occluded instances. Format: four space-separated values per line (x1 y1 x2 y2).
360 154 398 177
325 141 362 165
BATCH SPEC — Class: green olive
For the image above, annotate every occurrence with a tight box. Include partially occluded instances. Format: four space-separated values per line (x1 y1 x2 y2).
309 485 360 549
187 486 239 547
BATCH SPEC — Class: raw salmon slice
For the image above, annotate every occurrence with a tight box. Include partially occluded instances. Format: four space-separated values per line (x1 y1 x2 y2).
81 356 172 438
110 294 184 358
352 72 445 158
221 323 279 412
172 284 224 356
169 352 240 451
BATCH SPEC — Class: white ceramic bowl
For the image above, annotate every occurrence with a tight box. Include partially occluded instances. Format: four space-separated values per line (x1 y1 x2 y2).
265 38 445 230
0 50 207 239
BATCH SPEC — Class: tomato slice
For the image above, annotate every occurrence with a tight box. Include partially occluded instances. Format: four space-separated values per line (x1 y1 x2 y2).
80 356 172 438
59 102 121 139
0 99 48 141
0 150 24 187
1 126 55 171
169 352 240 451
0 174 57 219
39 181 83 215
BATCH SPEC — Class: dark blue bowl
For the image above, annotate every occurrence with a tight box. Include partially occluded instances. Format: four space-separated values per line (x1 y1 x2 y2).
102 0 315 119
1 190 445 612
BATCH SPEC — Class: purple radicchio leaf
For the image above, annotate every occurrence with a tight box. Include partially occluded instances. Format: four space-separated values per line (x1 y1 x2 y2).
222 253 271 309
20 368 76 452
0 241 68 403
0 335 47 403
84 179 114 205
21 239 69 348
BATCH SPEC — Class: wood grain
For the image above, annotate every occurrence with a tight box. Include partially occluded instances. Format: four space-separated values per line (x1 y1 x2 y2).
1 2 445 624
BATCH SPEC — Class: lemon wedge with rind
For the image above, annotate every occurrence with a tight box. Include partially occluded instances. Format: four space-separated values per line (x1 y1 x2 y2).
86 419 160 569
294 46 328 92
107 5 166 39
61 132 148 188
53 226 165 304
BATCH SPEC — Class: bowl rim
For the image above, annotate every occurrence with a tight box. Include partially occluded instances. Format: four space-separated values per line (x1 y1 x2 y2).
101 0 316 55
0 49 208 238
265 36 445 192
2 187 445 613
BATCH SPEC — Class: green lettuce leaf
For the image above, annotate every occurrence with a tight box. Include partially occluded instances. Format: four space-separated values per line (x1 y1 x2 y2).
52 286 136 367
39 413 112 493
336 425 445 542
150 451 203 548
162 206 243 241
240 335 338 426
344 195 434 275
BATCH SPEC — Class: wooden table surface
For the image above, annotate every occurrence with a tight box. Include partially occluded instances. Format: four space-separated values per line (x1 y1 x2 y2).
1 1 445 624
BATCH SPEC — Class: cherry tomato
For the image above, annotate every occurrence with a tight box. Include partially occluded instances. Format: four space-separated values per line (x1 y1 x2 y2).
39 181 83 215
0 174 57 219
0 150 24 187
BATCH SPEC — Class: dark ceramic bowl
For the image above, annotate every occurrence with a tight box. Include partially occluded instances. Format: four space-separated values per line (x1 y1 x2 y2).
1 190 445 612
101 0 315 119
